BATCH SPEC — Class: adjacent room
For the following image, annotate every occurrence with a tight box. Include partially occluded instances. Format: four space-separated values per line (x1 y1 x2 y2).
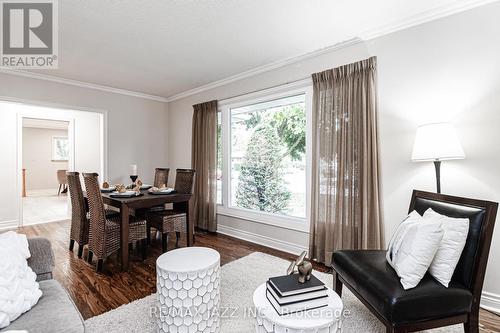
22 118 70 225
0 1 499 333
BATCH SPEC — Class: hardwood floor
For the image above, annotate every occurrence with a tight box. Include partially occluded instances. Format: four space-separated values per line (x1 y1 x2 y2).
18 220 302 320
18 220 500 332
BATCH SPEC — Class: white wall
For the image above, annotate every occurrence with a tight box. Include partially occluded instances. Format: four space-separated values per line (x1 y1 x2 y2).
167 2 500 306
0 73 169 229
13 102 104 182
23 127 69 190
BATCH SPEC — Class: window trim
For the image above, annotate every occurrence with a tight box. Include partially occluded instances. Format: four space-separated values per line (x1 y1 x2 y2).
217 82 313 233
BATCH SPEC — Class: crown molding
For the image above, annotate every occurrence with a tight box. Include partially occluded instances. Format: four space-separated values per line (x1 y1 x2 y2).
166 0 497 102
0 68 169 102
360 0 499 40
0 0 496 104
165 38 362 102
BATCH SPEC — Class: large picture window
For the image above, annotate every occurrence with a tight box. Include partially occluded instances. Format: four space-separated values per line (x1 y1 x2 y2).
217 86 311 229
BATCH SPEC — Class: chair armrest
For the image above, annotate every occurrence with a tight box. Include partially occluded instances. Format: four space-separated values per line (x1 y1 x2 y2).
27 237 55 281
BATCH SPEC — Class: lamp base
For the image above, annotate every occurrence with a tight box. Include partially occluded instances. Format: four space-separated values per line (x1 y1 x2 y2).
434 160 441 194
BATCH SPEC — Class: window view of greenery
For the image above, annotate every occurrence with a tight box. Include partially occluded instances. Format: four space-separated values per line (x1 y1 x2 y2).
52 136 69 161
230 94 306 218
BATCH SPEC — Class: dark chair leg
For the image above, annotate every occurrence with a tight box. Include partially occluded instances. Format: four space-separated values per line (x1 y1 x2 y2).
334 272 342 297
386 326 407 333
77 244 84 258
147 225 151 245
69 239 75 251
464 311 479 333
87 250 93 263
175 232 181 248
162 233 168 253
141 239 147 260
96 259 103 273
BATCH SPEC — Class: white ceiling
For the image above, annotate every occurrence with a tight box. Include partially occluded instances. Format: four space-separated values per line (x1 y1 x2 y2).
23 118 69 130
24 0 495 99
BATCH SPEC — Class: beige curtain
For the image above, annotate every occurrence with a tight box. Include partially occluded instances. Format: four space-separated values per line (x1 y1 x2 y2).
191 100 218 232
309 57 384 265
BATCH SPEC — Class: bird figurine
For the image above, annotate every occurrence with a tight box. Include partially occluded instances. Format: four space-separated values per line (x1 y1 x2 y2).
286 251 313 283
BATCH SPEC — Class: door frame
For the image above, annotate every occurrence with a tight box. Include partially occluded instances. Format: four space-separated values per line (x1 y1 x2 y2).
0 96 108 228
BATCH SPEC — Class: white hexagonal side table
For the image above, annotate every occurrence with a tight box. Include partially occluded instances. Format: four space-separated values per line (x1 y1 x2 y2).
156 247 221 333
253 283 343 333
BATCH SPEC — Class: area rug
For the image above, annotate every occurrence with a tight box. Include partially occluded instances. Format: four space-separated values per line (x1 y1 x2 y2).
85 252 462 332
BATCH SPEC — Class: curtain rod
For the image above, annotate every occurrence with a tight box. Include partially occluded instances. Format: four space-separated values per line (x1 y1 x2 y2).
217 76 311 104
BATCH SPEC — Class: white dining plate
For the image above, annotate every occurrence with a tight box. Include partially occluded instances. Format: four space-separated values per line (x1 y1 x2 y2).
149 187 175 195
111 190 139 196
100 186 116 192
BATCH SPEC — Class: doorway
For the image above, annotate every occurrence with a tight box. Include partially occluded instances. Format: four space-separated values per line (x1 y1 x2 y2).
22 118 72 225
7 100 106 228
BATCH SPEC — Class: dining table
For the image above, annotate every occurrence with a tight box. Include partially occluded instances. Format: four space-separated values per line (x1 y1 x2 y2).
100 189 193 271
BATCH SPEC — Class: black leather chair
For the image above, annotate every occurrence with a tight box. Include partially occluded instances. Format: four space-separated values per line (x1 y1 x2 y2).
332 190 498 333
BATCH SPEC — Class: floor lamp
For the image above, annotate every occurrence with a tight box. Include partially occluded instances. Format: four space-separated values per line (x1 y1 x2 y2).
411 123 465 194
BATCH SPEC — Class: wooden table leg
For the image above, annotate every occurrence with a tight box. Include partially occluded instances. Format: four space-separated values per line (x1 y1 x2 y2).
186 201 192 247
121 204 130 271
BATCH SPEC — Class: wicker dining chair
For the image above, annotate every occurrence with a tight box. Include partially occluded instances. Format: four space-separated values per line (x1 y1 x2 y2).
67 172 119 259
67 172 88 258
154 168 170 188
57 169 67 195
144 167 171 214
83 172 148 272
146 169 195 252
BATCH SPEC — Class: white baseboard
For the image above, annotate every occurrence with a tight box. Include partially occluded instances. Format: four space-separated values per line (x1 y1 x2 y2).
21 218 67 227
0 220 18 231
0 218 66 231
481 291 500 315
217 224 308 256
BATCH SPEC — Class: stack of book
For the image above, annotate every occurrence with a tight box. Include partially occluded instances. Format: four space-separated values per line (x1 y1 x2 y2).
266 274 328 315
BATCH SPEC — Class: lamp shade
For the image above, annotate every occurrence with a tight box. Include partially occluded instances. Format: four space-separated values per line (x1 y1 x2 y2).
411 123 465 161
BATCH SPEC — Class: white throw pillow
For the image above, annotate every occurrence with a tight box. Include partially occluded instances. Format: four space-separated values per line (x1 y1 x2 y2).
423 208 469 287
386 211 444 290
0 232 42 329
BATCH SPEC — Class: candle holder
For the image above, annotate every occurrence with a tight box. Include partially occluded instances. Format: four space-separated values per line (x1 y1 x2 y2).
130 175 138 184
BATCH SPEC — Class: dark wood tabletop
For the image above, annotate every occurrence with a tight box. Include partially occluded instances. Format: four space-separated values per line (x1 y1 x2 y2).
101 190 191 209
99 189 192 271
